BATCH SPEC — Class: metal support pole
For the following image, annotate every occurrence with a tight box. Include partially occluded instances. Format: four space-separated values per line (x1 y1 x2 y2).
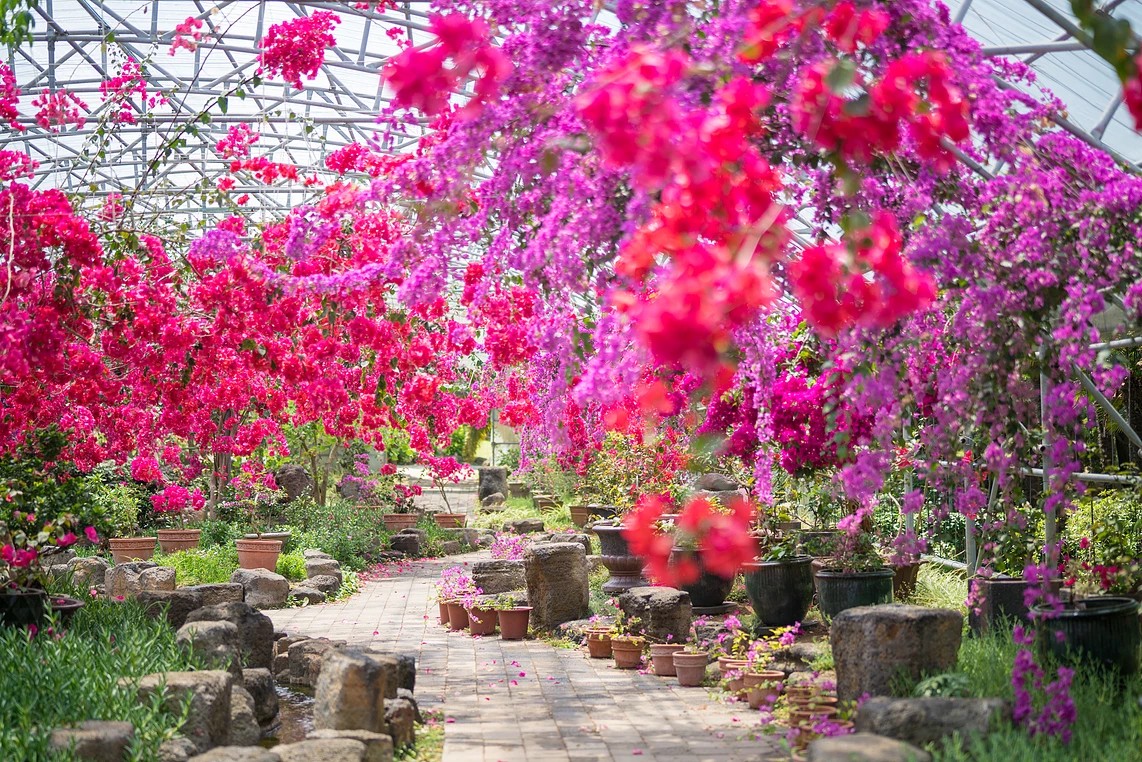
1039 348 1057 561
1073 362 1142 451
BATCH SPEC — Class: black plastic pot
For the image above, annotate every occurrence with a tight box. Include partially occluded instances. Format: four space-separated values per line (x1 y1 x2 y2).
814 568 894 619
50 595 86 628
590 520 647 594
743 556 816 627
968 577 1060 636
0 587 48 629
670 548 735 608
1032 596 1140 676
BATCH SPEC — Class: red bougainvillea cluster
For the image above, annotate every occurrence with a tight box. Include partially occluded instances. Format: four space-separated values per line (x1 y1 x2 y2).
258 10 340 89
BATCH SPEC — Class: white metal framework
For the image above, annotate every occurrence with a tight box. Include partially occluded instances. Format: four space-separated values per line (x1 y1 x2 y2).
3 0 1141 229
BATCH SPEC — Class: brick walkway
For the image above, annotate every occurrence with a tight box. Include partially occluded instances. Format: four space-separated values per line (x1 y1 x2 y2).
268 553 788 762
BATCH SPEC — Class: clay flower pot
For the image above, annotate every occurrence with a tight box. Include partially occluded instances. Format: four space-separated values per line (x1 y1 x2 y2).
438 602 450 626
743 670 784 709
791 706 839 727
109 536 157 564
569 504 591 527
383 514 419 532
468 606 497 636
498 607 532 640
434 513 466 529
892 560 924 600
672 651 709 687
446 601 470 631
649 643 686 676
611 637 645 670
585 628 613 658
235 538 282 571
785 684 819 705
157 528 201 554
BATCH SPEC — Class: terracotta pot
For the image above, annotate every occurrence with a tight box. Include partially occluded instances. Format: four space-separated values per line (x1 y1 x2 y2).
791 706 839 726
498 607 532 640
892 560 924 600
744 670 783 709
434 513 466 529
245 530 291 545
570 504 591 527
383 514 419 532
534 496 560 513
109 536 157 564
438 601 450 626
649 643 685 676
785 684 818 704
672 651 709 687
585 629 613 658
591 520 648 594
235 538 282 571
446 601 470 631
718 657 749 674
156 529 201 554
468 607 498 636
611 637 645 669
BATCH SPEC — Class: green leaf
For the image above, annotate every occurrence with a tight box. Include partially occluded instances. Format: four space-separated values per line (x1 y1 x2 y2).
217 96 228 114
825 60 856 93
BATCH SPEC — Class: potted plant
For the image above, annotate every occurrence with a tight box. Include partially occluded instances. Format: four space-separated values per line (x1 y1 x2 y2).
438 566 478 631
885 528 926 600
609 612 645 670
418 456 471 531
742 623 797 709
434 511 467 528
1 434 101 628
152 485 206 553
583 613 614 658
466 594 498 636
742 524 816 626
491 593 532 640
648 637 686 676
813 506 893 619
668 506 739 610
968 504 1045 635
229 462 286 570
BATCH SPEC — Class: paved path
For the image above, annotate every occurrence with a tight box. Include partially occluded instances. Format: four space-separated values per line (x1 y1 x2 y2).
268 553 787 762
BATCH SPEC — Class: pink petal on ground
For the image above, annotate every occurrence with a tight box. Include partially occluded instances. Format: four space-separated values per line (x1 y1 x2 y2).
632 750 643 756
445 717 456 724
519 671 526 677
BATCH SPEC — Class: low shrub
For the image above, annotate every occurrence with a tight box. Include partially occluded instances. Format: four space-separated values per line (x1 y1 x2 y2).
0 597 202 760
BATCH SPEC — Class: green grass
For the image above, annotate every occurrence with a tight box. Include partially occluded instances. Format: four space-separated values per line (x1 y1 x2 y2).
154 546 309 585
396 709 444 762
929 630 1142 761
469 498 575 533
908 564 968 614
0 597 203 761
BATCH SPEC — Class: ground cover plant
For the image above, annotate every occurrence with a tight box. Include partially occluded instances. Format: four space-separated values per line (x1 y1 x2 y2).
0 598 202 761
